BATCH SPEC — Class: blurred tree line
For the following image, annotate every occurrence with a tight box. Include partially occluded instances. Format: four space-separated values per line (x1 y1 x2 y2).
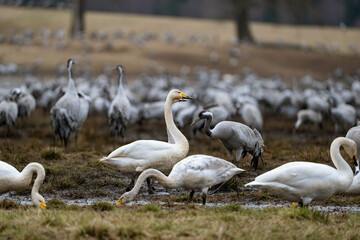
3 0 359 40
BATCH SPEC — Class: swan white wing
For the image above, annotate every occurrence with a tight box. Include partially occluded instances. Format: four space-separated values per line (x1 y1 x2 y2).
251 162 338 188
105 140 174 160
346 174 360 193
0 161 20 179
171 155 243 184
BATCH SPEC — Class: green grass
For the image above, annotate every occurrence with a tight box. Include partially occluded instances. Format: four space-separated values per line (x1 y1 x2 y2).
0 206 360 239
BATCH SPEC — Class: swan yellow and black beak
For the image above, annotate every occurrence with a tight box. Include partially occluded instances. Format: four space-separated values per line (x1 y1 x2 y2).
180 92 192 101
116 198 123 206
191 116 201 127
40 202 46 209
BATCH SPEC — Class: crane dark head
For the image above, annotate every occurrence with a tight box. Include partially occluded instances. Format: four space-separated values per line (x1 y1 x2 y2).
67 59 75 69
191 110 213 126
116 65 124 74
198 110 213 119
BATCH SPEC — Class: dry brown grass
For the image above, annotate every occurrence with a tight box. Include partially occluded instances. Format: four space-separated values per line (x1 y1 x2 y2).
0 205 360 240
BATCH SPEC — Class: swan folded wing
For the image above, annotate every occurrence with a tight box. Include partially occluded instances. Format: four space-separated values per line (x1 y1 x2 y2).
254 162 338 188
177 156 240 182
0 161 20 177
106 140 174 160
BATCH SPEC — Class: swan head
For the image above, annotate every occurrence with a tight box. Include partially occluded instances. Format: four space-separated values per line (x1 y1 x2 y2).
32 192 46 209
191 110 213 126
116 191 134 205
341 138 357 166
169 89 192 103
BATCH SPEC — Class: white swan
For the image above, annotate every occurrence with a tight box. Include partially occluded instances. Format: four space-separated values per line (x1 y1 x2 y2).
100 89 191 174
0 161 46 208
245 137 357 206
345 123 360 194
117 155 245 205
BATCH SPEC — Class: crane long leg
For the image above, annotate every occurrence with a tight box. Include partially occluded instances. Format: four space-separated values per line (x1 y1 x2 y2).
146 178 155 194
235 149 243 167
188 190 195 203
226 148 235 163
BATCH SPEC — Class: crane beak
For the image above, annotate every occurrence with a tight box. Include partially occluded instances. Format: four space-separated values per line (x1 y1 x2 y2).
40 202 46 209
116 198 123 206
191 117 201 127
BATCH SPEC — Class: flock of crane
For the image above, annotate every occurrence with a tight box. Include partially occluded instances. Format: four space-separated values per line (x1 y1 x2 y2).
1 57 360 209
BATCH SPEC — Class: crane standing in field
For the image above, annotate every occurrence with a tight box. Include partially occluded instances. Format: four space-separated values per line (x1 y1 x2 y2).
0 94 18 135
191 110 264 170
108 65 131 139
50 59 81 147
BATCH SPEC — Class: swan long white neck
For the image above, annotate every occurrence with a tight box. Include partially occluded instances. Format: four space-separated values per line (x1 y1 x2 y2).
67 61 77 94
330 138 353 174
164 95 188 147
20 163 45 203
126 169 175 201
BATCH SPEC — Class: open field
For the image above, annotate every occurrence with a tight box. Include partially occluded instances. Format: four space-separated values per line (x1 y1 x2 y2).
1 6 360 240
0 7 359 80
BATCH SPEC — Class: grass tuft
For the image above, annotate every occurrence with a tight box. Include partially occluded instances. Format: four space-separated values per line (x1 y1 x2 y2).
138 204 160 212
287 207 329 224
0 199 19 209
41 149 62 160
91 202 115 211
47 198 67 209
117 226 145 239
79 221 110 239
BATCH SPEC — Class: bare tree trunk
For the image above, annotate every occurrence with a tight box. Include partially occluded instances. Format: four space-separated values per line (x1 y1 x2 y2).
71 0 85 38
232 0 253 42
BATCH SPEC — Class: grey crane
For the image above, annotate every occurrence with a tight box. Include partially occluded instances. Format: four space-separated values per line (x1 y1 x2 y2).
50 59 80 147
108 65 131 139
0 94 18 135
191 110 264 170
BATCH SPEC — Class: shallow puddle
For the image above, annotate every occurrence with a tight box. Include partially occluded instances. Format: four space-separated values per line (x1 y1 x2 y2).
2 193 360 214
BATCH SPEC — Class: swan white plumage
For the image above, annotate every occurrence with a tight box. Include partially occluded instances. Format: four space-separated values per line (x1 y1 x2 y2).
0 161 46 208
117 154 245 205
345 123 360 194
100 89 192 175
245 137 357 206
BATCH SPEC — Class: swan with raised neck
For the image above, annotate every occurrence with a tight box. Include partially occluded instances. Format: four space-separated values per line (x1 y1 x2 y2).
245 137 357 206
100 89 192 174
